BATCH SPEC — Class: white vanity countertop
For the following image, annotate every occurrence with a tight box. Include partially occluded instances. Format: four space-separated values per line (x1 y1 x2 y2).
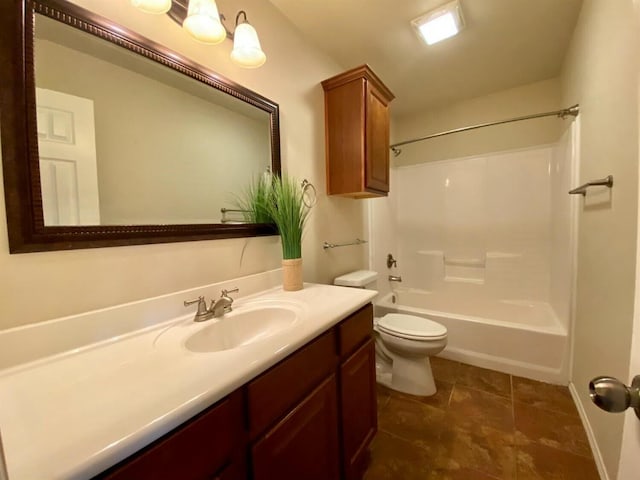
0 281 376 480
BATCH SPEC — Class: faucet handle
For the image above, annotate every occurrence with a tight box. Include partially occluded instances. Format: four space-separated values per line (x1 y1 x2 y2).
184 296 208 315
221 287 239 297
218 288 239 314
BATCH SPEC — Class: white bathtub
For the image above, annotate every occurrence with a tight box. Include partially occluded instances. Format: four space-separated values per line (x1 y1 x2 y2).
375 287 569 384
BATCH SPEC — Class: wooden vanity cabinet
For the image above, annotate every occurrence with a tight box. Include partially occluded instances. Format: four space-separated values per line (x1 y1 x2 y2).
213 459 248 480
246 330 338 440
340 340 377 480
322 65 394 198
337 305 377 480
96 390 246 480
95 304 375 480
250 305 375 480
248 330 340 480
252 375 341 480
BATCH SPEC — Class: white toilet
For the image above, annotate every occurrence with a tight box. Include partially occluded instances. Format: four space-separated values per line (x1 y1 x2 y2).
334 270 448 396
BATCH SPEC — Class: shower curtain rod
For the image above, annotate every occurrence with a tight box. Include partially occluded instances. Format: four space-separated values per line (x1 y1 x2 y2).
389 104 579 157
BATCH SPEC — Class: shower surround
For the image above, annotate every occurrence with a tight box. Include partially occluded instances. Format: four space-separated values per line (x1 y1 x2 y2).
369 130 577 383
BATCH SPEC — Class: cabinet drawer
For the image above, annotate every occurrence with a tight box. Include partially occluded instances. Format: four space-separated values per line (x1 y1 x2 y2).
98 390 245 480
338 304 373 358
252 375 340 480
247 330 337 439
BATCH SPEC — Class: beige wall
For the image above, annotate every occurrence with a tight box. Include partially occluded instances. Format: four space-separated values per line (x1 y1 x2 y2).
562 1 640 478
0 0 367 330
392 78 562 166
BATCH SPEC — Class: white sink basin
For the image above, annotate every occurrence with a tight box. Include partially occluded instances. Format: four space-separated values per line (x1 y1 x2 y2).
184 307 298 353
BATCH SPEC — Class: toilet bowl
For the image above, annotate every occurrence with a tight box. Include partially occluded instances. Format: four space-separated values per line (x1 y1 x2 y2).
334 270 448 397
374 314 447 396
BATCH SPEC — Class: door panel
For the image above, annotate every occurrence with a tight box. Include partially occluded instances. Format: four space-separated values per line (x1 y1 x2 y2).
36 88 100 225
365 84 390 193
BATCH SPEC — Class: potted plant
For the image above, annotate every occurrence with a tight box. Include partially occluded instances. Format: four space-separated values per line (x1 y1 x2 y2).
236 173 311 291
235 173 274 224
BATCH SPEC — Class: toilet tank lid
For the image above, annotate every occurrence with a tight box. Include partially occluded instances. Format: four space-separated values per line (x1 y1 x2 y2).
334 270 378 287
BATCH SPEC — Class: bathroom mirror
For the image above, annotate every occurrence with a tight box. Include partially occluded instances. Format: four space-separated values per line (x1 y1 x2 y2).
0 0 280 253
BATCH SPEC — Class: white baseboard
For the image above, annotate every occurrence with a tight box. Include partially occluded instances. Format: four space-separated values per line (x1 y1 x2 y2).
569 382 608 480
437 346 567 384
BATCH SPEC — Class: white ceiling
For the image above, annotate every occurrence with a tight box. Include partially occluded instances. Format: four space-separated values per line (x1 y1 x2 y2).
269 0 583 116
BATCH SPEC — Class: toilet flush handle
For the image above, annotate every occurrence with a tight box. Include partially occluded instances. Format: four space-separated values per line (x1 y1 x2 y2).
589 375 640 419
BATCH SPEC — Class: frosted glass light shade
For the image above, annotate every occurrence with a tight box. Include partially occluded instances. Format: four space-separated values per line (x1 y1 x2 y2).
131 0 172 14
230 22 266 68
411 0 465 46
417 12 459 45
183 0 226 45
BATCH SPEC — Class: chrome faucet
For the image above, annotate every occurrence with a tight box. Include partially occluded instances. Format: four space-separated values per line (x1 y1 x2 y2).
211 288 239 317
388 275 402 282
183 296 212 322
183 288 239 322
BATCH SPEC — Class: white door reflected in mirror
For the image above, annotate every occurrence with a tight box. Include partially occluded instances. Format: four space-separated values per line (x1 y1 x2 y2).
36 88 100 226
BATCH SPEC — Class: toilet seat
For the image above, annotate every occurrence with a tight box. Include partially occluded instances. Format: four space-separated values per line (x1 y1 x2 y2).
378 313 447 341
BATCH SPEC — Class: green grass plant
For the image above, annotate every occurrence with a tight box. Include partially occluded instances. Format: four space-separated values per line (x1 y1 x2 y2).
236 173 310 259
235 173 274 224
268 175 310 259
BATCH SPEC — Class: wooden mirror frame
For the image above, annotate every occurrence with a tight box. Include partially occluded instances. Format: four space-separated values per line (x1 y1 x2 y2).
0 0 280 253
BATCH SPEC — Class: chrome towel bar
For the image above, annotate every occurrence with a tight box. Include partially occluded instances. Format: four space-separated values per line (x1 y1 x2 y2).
220 208 250 224
220 208 249 213
323 238 367 250
569 175 614 196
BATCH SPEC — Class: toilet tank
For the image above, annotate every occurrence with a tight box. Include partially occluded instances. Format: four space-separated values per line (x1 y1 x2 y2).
333 270 378 288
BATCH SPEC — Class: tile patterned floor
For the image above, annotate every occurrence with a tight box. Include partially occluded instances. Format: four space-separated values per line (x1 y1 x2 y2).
364 357 600 480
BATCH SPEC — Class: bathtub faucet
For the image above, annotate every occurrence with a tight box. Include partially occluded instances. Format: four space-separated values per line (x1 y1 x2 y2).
388 275 402 282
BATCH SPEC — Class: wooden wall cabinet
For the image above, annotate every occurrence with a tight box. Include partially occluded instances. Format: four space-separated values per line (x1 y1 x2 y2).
322 65 394 198
97 305 375 480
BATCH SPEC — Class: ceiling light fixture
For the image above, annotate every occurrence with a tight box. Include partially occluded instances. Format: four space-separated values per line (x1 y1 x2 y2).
131 0 172 15
411 0 465 46
230 12 266 68
132 0 266 68
182 0 226 44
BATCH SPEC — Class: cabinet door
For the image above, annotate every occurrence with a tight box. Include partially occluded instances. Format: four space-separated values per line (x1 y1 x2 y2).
247 330 337 440
340 339 377 480
338 304 373 359
252 375 340 480
365 83 390 193
211 456 247 480
98 391 245 480
324 79 367 196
